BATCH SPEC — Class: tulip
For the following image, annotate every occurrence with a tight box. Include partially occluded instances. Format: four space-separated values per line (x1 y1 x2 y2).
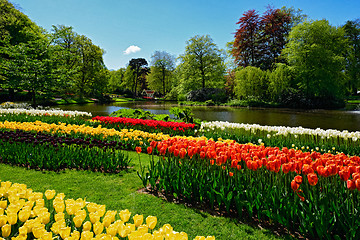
45 190 56 200
73 215 84 228
0 201 7 210
7 212 17 225
59 226 71 239
133 214 143 227
119 209 131 222
0 215 7 227
80 231 93 240
89 212 100 224
32 225 46 239
55 212 65 222
93 221 104 235
1 224 11 238
307 173 318 186
135 146 142 154
146 216 157 230
82 221 92 231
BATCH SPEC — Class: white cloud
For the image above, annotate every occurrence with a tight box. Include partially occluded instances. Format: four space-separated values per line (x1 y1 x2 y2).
123 45 141 55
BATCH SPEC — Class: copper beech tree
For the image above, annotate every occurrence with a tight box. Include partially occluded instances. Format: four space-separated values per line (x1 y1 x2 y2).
232 6 291 70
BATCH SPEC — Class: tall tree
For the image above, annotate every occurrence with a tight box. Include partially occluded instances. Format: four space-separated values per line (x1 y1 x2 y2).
283 20 349 103
343 19 360 95
74 35 106 98
128 58 148 96
108 68 126 92
177 35 225 93
232 10 261 68
147 51 175 95
261 6 291 69
51 25 80 93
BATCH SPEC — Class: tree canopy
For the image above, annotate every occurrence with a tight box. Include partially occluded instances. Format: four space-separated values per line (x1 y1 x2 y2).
176 35 226 94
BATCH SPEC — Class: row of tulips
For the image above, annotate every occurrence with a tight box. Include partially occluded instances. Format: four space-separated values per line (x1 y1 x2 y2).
138 137 360 239
0 132 131 172
0 121 172 150
92 116 196 136
0 108 92 118
197 121 360 156
0 180 215 240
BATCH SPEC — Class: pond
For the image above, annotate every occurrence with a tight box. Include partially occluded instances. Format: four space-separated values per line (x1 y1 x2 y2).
56 101 360 132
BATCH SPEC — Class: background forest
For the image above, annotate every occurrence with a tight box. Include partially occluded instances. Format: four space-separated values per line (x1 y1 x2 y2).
0 0 359 109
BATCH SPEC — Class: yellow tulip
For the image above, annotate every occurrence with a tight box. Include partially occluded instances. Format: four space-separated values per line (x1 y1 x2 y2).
106 224 117 237
18 209 31 222
35 198 45 207
89 212 100 224
205 236 215 240
7 212 17 225
1 224 11 238
73 215 84 228
32 225 46 239
86 203 98 213
54 202 65 213
102 215 112 228
119 209 131 223
18 226 28 235
50 219 66 234
42 231 53 240
80 230 93 240
0 215 7 227
133 214 143 227
163 224 173 235
118 225 130 238
71 230 80 240
93 221 104 235
55 212 65 222
44 190 56 200
146 216 157 230
1 181 12 190
97 205 106 217
137 224 148 234
194 237 206 240
39 211 50 224
59 226 71 239
82 221 92 231
0 201 7 210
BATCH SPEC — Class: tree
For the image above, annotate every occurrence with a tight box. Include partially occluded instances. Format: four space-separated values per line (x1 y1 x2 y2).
51 25 81 93
232 10 262 68
343 19 360 95
234 66 269 100
261 6 291 69
147 51 175 95
128 58 148 96
268 63 293 101
282 20 349 103
177 35 226 94
74 35 106 98
108 68 126 92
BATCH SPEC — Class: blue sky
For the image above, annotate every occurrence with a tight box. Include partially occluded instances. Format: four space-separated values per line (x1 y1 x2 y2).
12 0 360 70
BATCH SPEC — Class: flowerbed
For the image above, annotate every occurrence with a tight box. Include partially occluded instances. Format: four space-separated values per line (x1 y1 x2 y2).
0 108 92 118
0 121 172 150
198 121 360 156
140 137 360 239
92 116 196 136
0 130 131 172
0 180 214 240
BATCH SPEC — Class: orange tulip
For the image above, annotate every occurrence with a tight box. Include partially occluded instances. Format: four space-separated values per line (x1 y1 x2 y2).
135 147 142 154
307 173 318 186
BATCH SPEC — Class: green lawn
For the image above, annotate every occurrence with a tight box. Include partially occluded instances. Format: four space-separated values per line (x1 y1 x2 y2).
0 151 293 240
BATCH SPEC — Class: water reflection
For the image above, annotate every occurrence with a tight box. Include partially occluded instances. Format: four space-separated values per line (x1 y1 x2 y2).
56 101 360 131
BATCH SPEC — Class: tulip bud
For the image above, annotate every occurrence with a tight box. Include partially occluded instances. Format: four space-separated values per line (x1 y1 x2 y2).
18 209 31 222
82 221 92 231
0 215 7 227
133 214 143 227
119 209 131 223
146 216 157 230
1 224 11 238
45 190 56 200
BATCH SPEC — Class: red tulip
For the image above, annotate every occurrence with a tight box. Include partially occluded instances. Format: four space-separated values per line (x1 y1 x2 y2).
135 147 142 154
307 173 318 186
147 146 153 154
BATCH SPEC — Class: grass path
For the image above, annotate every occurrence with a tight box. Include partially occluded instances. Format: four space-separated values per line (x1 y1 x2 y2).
0 151 292 240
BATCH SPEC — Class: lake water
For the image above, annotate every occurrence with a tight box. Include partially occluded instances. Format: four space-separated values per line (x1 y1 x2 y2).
56 101 360 132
